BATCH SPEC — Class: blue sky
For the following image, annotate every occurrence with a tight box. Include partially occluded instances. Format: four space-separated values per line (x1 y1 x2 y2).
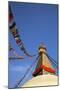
9 2 58 88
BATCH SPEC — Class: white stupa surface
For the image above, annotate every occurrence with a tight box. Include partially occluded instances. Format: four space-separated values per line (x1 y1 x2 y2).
22 45 58 87
22 74 58 87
